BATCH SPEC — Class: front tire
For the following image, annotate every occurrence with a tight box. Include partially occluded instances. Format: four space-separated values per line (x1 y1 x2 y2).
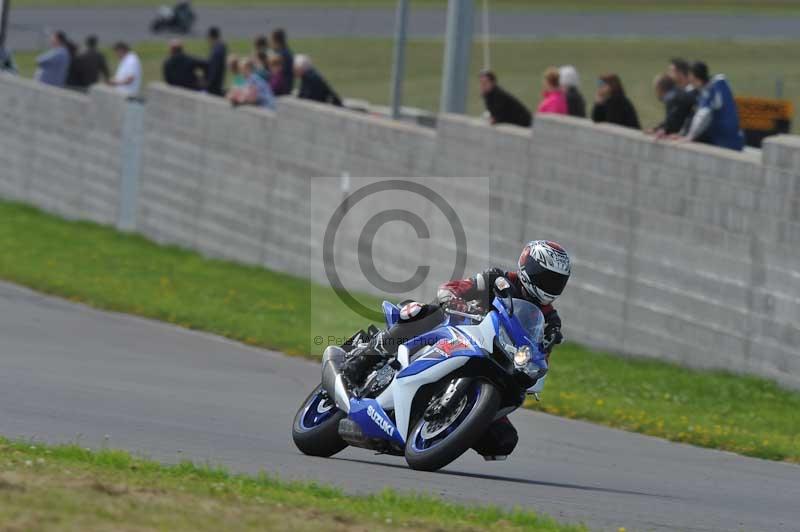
405 380 500 471
292 385 348 457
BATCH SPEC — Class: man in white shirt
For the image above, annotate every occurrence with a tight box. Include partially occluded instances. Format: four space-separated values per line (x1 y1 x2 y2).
108 42 142 97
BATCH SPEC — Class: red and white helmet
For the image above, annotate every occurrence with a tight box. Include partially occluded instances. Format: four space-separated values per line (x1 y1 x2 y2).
518 240 571 305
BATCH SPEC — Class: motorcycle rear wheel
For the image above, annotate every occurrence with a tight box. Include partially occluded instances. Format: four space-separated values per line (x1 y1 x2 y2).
405 380 499 471
292 385 348 457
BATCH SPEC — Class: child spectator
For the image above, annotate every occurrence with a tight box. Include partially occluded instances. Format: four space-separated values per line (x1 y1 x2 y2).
681 61 744 151
295 54 342 106
478 70 531 127
536 67 568 115
228 54 246 88
592 73 640 130
559 65 586 118
227 58 275 110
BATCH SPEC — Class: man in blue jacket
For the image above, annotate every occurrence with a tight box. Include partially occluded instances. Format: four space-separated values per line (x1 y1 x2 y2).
682 61 744 151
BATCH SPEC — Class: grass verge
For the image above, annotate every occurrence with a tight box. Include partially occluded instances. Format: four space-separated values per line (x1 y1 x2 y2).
1 201 799 463
12 37 800 133
0 437 581 531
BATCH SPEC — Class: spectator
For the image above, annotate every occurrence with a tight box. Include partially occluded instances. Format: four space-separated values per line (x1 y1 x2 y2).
254 35 269 55
270 28 294 91
228 54 246 88
64 38 81 88
668 57 704 137
206 26 227 96
681 61 744 151
163 39 204 90
268 52 289 96
34 31 71 87
559 65 586 118
255 50 270 81
227 58 275 110
70 35 110 88
295 54 342 106
478 70 531 127
591 73 640 130
108 42 142 96
0 45 17 74
648 73 694 135
536 66 568 115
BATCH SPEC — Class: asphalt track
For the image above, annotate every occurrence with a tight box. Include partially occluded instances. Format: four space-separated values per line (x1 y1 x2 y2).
8 6 800 50
1 280 799 531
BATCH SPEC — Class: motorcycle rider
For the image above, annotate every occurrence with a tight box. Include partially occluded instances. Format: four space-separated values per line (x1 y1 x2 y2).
341 240 571 458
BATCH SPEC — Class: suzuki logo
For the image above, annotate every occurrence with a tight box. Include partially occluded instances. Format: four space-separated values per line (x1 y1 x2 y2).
367 404 394 437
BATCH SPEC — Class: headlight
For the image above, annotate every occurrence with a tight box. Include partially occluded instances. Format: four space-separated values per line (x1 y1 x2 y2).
513 345 531 367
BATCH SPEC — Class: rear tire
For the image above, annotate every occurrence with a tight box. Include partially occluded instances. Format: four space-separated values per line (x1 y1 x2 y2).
405 380 500 471
292 386 348 457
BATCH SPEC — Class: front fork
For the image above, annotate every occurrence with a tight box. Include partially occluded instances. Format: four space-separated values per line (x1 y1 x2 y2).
423 378 473 421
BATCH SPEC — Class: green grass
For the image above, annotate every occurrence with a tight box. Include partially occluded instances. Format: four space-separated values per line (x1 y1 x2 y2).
0 437 581 531
13 37 800 133
1 200 800 464
10 0 800 14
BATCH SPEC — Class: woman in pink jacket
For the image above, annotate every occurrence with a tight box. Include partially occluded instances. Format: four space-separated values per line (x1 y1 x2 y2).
537 67 568 115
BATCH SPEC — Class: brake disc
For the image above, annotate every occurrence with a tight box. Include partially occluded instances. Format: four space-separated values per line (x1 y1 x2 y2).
420 394 469 439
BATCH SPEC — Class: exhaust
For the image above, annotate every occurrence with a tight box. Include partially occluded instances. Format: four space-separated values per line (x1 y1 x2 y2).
321 346 351 414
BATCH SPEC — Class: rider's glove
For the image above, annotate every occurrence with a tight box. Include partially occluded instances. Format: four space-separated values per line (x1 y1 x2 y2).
543 325 564 353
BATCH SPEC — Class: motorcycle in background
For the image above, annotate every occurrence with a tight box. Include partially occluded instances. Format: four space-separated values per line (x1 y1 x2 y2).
150 1 196 34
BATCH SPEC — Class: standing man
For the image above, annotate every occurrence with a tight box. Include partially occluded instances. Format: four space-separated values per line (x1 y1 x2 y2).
70 35 110 88
206 26 227 96
478 70 532 128
680 61 744 151
108 42 142 97
270 28 294 92
35 31 71 87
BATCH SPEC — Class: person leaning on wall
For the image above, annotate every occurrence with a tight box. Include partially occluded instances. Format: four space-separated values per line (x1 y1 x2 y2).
591 73 640 130
478 69 532 127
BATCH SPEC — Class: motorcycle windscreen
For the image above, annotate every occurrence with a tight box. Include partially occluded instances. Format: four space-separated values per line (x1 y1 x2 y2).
507 299 545 357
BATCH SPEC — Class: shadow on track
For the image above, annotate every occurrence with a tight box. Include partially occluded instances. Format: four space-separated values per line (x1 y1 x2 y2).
334 456 680 500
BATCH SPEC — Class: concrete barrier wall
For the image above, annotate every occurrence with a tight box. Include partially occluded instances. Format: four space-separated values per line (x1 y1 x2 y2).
1 75 798 388
0 74 128 226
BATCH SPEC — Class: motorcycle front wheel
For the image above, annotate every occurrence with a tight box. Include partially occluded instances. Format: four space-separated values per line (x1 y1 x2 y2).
405 380 499 471
291 385 348 457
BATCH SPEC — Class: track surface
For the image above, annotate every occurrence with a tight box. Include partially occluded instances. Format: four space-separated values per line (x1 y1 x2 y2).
9 6 800 50
1 281 799 532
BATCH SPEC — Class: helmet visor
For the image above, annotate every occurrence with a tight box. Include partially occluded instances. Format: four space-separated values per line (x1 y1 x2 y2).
529 263 569 296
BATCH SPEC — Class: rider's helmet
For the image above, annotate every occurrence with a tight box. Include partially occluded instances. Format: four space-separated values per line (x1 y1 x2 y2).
518 240 571 305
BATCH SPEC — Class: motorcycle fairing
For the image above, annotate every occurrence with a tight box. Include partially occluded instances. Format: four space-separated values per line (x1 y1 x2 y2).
348 398 406 447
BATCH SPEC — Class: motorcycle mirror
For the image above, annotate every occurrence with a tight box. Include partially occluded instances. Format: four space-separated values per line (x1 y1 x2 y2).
493 277 514 316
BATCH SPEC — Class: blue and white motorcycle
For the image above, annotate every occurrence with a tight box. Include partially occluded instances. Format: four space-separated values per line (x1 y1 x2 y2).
292 278 548 471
